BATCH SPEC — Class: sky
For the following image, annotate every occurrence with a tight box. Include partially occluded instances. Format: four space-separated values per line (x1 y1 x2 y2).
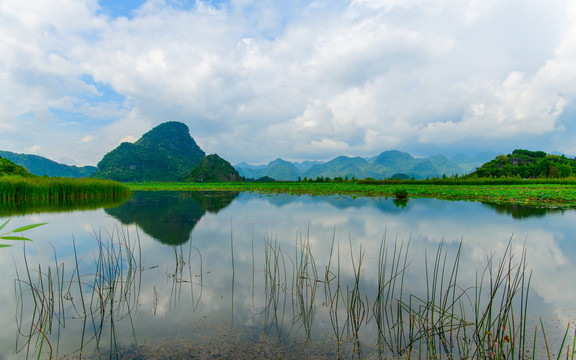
1 0 576 166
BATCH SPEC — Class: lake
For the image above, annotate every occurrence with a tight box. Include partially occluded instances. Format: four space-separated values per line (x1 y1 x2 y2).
1 190 575 358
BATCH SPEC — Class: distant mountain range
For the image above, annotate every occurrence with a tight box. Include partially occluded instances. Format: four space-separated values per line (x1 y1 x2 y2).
0 150 97 178
235 150 496 181
1 121 496 181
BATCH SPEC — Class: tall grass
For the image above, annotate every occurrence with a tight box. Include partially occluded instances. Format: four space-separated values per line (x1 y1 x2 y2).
0 175 130 203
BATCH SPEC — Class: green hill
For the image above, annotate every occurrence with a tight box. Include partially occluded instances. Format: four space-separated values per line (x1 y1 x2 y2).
185 154 242 183
0 157 33 177
0 150 97 178
470 149 576 178
92 121 206 182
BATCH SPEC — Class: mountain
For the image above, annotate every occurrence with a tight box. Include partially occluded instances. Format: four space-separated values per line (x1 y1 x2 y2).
0 157 33 177
185 154 242 182
293 160 323 173
428 154 465 177
367 150 420 178
0 150 97 178
91 121 206 182
236 158 301 180
235 150 477 181
304 156 368 179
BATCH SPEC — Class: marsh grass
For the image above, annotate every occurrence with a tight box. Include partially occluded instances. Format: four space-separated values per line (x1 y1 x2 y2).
0 176 130 206
14 226 142 359
14 226 576 359
260 231 574 359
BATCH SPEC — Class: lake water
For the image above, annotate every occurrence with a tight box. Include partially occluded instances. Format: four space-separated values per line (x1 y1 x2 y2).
1 191 575 358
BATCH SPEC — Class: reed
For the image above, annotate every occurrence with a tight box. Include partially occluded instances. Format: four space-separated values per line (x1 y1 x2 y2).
0 175 130 204
14 225 142 358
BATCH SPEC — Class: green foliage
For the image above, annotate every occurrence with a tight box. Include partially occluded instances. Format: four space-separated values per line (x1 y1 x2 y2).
470 149 576 179
129 179 576 208
185 154 242 183
394 188 408 199
92 122 206 182
0 218 47 247
0 157 33 177
0 176 131 204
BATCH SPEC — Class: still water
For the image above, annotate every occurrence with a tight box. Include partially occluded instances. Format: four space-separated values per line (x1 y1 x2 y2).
1 191 575 358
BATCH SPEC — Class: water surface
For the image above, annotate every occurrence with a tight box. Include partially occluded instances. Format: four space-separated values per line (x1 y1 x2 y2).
2 191 575 358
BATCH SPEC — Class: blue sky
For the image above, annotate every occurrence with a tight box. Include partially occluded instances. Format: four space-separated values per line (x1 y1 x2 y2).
1 0 576 166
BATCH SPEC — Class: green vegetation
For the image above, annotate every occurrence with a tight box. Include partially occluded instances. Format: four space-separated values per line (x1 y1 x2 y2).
0 150 97 178
128 180 576 208
0 157 33 177
0 219 46 248
184 154 242 183
0 157 131 214
0 176 131 204
471 149 576 178
91 121 206 182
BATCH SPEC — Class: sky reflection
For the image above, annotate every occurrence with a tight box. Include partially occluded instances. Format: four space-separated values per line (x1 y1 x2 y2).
1 192 575 358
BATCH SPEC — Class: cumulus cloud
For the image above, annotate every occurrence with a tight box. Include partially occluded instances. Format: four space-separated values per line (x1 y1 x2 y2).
0 0 575 165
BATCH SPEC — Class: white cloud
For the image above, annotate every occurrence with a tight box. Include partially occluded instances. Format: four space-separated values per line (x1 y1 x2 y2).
0 0 575 164
80 135 95 143
27 145 41 153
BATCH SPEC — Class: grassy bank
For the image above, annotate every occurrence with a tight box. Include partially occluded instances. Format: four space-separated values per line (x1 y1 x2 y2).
128 181 576 208
0 175 131 203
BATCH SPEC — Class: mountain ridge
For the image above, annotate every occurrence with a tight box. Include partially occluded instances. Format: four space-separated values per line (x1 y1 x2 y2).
235 150 495 181
0 150 97 178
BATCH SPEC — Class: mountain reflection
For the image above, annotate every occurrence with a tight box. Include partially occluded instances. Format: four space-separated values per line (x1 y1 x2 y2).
105 191 239 245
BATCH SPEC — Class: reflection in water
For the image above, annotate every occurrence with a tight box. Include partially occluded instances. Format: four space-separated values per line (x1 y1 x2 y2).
481 202 567 219
12 228 546 359
0 192 132 217
105 191 239 245
5 191 576 358
392 198 409 208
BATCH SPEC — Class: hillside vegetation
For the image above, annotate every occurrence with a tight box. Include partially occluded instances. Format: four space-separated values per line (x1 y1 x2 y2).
91 121 206 182
470 149 575 178
0 157 33 177
185 154 242 183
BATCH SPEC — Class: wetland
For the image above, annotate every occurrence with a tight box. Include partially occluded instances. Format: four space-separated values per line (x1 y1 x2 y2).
2 188 576 358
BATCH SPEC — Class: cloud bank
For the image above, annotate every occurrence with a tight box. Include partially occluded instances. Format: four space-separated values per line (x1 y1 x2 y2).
1 0 575 165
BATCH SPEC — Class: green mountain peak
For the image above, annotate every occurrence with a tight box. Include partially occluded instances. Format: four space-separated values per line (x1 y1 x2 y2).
92 121 206 182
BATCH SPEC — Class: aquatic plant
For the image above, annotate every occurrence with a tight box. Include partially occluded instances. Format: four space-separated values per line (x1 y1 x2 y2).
0 176 130 204
0 219 46 248
13 226 576 359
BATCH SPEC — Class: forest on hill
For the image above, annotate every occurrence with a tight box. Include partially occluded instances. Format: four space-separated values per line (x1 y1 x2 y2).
470 149 575 178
